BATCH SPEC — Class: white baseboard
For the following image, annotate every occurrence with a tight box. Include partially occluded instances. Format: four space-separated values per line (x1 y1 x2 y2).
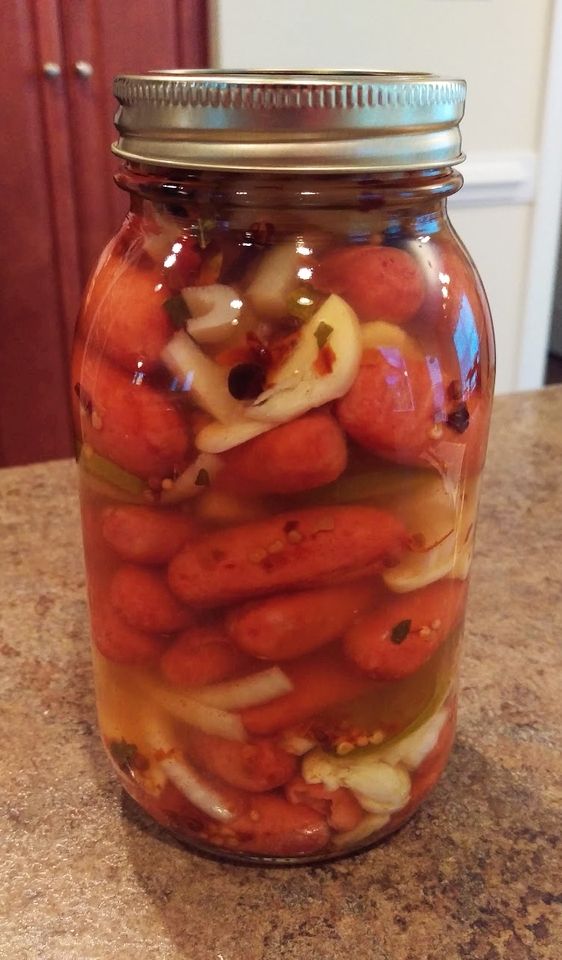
451 151 537 207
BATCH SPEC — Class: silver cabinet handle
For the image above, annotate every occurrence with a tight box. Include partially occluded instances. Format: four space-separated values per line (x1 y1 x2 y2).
74 60 94 78
43 62 61 78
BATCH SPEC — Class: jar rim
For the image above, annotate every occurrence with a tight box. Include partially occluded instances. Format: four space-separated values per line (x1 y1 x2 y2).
112 70 467 174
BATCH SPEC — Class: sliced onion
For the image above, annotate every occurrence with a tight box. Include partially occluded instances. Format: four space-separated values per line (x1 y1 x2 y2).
245 241 302 319
191 666 293 711
153 689 247 741
182 284 243 344
195 416 273 454
159 453 222 504
161 330 242 422
160 757 236 822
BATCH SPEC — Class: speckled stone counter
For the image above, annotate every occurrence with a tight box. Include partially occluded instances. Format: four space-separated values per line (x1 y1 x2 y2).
1 388 561 960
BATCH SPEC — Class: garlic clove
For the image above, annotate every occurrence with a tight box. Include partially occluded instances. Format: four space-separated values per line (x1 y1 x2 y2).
342 761 411 814
246 294 362 424
379 708 448 772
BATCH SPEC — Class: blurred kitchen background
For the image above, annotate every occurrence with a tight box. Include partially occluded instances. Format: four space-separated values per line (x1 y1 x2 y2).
2 0 562 468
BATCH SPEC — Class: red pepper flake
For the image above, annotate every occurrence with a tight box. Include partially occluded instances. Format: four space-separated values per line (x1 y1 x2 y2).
163 295 190 330
269 331 301 369
108 738 147 773
390 619 412 644
314 344 336 376
313 321 333 350
447 402 470 434
215 345 253 368
195 468 210 486
283 520 300 533
246 331 273 367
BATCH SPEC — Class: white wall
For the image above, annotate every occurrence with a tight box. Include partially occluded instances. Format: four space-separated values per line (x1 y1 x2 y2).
211 0 557 394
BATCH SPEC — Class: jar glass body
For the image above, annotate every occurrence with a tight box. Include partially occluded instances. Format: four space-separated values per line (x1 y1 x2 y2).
72 165 495 864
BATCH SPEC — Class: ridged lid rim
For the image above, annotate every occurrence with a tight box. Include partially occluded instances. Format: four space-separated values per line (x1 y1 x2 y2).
112 70 467 173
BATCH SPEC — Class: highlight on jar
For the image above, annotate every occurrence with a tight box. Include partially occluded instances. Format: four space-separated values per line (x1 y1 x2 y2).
73 194 492 861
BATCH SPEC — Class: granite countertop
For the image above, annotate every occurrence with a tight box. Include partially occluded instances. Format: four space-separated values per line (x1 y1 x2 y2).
1 388 561 960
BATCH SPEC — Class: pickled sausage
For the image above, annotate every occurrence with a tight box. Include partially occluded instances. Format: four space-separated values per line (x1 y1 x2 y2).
418 240 490 339
188 730 297 792
102 505 198 564
74 347 191 480
92 605 167 666
144 779 209 835
285 776 364 833
226 582 376 661
160 625 249 686
229 794 330 856
336 349 437 466
82 260 174 372
168 506 408 607
240 647 374 736
220 412 347 494
315 245 425 324
344 580 467 680
155 770 329 856
110 565 195 633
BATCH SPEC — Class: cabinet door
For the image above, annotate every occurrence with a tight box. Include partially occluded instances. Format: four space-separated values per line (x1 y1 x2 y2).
60 0 209 285
0 0 79 465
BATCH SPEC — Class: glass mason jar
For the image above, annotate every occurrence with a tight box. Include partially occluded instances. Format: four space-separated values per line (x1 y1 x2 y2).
72 72 495 863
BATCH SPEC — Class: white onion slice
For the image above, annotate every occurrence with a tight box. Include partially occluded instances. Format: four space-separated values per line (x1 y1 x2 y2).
153 689 247 741
160 757 236 822
190 666 293 711
245 241 302 319
195 417 273 454
182 284 243 344
161 330 242 422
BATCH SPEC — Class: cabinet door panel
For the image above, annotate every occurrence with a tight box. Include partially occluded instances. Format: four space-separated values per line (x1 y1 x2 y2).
0 0 76 465
60 0 209 284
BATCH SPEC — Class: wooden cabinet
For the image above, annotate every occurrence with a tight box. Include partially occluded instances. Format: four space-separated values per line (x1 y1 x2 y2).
0 0 207 466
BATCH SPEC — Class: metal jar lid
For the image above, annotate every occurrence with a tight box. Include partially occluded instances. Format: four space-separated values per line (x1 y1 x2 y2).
112 70 466 173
